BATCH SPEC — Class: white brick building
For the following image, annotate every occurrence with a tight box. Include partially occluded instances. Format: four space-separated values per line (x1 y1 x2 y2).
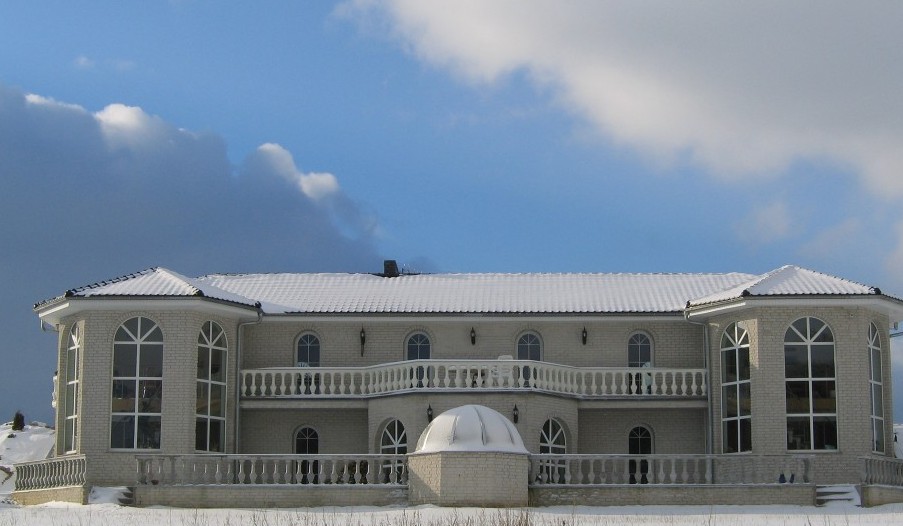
15 262 903 507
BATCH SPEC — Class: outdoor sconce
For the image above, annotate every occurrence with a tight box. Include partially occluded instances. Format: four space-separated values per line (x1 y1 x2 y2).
470 327 476 345
582 327 588 345
360 328 366 356
427 404 434 422
512 405 519 424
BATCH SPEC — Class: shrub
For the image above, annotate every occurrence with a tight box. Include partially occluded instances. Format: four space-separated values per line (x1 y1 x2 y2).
11 411 25 431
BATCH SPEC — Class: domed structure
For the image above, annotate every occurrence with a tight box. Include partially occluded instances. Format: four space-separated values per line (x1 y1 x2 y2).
415 404 527 454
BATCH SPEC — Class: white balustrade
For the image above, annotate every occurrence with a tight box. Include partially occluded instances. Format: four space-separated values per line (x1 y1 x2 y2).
241 360 707 399
13 455 87 491
861 456 903 486
136 454 407 486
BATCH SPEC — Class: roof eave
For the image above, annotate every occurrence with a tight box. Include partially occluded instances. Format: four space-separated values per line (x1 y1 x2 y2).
686 293 903 322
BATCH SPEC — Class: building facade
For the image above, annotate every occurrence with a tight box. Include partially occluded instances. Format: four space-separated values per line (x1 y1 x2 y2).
18 263 903 506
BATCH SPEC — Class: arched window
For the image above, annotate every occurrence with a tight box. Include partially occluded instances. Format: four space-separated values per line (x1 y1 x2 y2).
785 317 837 450
628 332 652 367
406 333 431 360
539 418 566 483
297 333 320 367
868 323 884 453
63 323 81 453
196 321 227 452
295 427 319 454
628 426 653 484
380 419 407 483
721 322 751 453
111 317 163 449
517 332 542 361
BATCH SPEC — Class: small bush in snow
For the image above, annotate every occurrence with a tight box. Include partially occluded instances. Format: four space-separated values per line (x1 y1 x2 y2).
11 411 25 431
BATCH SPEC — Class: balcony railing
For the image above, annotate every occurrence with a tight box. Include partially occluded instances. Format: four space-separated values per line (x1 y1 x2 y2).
14 455 87 491
529 454 813 485
861 456 903 486
136 454 407 486
241 360 706 399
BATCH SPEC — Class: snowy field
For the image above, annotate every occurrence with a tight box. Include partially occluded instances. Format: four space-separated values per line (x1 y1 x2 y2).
2 422 903 525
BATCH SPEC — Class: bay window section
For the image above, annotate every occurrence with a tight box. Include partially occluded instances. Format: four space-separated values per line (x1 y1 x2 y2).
63 324 81 453
197 321 227 452
111 317 163 449
721 322 751 453
785 317 836 451
868 323 884 453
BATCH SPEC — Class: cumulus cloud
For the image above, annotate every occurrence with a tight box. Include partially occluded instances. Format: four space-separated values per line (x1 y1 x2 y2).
341 1 903 195
254 143 340 201
735 201 794 246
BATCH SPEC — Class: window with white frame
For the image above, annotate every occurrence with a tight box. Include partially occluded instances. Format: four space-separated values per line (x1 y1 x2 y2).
380 419 407 483
294 426 319 484
196 321 227 452
628 426 653 484
628 332 652 367
538 418 566 483
63 323 81 453
785 317 837 450
517 332 542 361
111 317 163 449
297 333 320 367
721 322 751 453
868 323 884 453
406 333 431 360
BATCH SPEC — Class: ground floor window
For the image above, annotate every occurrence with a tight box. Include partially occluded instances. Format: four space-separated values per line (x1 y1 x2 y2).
629 426 653 484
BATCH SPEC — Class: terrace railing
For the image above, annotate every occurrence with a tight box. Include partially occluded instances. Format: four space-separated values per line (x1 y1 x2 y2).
861 456 903 486
528 454 813 485
14 455 87 491
136 454 407 486
241 360 706 399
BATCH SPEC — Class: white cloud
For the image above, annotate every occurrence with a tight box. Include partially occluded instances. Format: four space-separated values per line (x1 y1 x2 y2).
886 221 903 290
342 1 903 195
735 201 794 246
255 143 340 201
73 55 95 69
800 218 864 260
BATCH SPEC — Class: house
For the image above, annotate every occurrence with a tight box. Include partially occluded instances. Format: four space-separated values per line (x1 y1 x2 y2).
14 262 903 507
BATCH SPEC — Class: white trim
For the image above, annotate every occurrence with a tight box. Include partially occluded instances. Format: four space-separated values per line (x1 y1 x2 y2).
687 296 903 320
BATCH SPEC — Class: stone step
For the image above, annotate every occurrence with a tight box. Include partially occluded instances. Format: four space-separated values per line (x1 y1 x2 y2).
816 485 860 507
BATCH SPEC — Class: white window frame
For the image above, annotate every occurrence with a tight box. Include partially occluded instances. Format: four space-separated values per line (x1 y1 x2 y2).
63 323 81 454
196 321 227 453
868 322 885 453
111 316 163 450
721 322 752 453
784 317 837 451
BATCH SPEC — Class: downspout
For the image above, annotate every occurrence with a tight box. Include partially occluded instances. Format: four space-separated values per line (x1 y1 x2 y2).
234 306 263 454
683 308 712 456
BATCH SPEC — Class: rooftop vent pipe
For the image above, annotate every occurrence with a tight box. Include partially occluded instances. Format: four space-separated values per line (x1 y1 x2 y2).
383 260 400 278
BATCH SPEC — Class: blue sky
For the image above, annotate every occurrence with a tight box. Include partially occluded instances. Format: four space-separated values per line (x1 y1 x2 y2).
1 1 902 424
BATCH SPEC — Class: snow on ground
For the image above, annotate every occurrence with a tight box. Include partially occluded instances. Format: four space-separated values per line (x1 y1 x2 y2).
0 421 54 501
1 423 902 525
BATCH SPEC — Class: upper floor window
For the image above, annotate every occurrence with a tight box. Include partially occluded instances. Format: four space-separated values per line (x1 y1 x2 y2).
295 426 319 455
196 321 227 452
517 332 542 361
111 316 163 449
406 333 431 360
785 317 836 451
628 332 652 367
868 323 884 453
63 324 81 453
721 322 751 453
297 333 320 367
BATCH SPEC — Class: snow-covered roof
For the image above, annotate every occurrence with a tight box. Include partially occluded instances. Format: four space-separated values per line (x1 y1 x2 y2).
414 405 527 454
36 265 901 317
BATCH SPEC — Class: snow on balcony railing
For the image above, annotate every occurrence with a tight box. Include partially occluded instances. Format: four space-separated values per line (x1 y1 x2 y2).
241 360 706 399
861 456 903 486
14 455 87 491
136 454 407 486
528 454 813 485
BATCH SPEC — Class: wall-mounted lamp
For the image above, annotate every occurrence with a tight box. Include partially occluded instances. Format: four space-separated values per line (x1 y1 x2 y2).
360 328 366 356
427 404 434 422
470 327 476 345
581 327 588 345
512 404 519 424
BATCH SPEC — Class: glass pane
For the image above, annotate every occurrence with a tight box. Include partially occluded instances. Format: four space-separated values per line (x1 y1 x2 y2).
136 416 161 449
113 344 137 377
787 417 811 450
65 384 77 416
786 321 806 342
738 349 750 381
812 321 832 343
873 383 884 414
210 349 224 382
138 380 162 413
145 325 163 343
111 415 135 449
66 346 78 380
197 348 210 380
196 382 209 414
873 419 885 453
785 381 810 413
738 382 751 416
196 418 208 451
210 384 225 417
139 344 163 377
784 345 809 378
722 385 738 418
210 420 224 452
871 348 882 381
810 346 835 378
811 381 836 413
64 419 75 452
723 420 738 454
722 350 737 383
123 318 140 339
813 417 837 450
739 418 752 452
111 380 136 413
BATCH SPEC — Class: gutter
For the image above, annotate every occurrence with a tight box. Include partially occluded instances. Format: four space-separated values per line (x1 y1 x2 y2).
234 306 263 454
683 311 712 456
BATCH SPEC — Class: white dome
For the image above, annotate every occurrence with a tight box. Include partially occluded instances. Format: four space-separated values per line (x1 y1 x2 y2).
415 405 528 454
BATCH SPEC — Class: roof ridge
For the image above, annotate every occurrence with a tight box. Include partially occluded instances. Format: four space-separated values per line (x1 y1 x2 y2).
65 267 161 297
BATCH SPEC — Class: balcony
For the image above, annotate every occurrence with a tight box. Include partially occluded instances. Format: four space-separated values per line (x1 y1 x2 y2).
240 360 706 400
